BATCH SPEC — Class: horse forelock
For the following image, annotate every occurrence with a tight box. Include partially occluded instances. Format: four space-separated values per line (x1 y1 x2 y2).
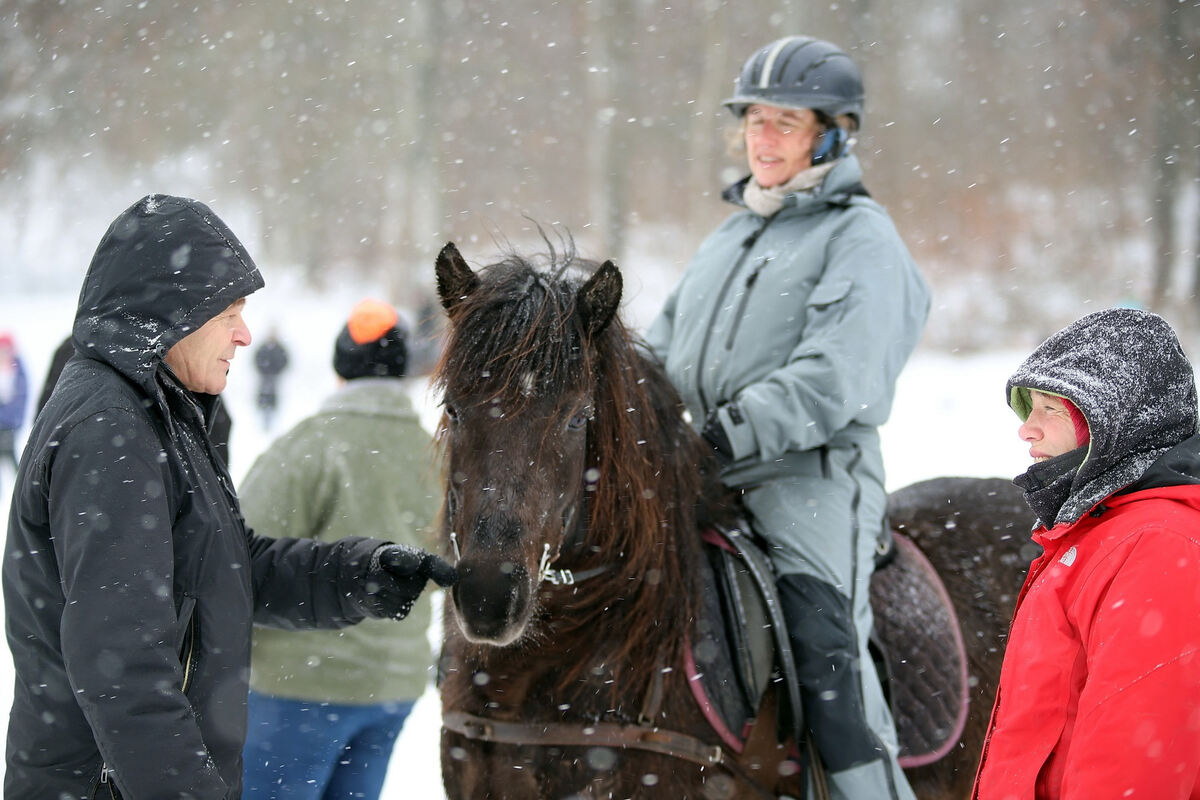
435 256 593 412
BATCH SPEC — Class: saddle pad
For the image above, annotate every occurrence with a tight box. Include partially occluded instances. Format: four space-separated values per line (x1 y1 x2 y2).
869 533 969 767
686 538 761 753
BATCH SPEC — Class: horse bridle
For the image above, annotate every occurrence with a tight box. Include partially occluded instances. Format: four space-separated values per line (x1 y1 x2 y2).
536 464 611 586
441 647 780 800
440 432 782 799
441 708 777 800
535 542 612 585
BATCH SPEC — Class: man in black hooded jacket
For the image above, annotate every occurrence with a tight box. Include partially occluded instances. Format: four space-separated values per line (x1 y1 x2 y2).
3 195 456 800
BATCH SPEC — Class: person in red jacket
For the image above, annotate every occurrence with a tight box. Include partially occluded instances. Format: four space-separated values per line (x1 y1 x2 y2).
973 307 1200 800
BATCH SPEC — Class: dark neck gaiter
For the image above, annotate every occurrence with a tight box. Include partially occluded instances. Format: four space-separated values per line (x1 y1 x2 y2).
1013 446 1088 529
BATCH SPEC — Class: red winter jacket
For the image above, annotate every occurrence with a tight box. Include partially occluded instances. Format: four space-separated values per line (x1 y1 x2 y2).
972 484 1200 799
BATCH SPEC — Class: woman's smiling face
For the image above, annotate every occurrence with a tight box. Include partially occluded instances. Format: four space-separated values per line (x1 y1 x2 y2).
743 104 820 188
1019 390 1080 462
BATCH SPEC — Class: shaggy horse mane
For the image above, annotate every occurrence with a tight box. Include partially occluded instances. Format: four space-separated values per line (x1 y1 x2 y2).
433 250 734 694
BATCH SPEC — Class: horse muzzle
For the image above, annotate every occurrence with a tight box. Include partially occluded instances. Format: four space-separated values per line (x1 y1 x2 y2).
450 557 535 646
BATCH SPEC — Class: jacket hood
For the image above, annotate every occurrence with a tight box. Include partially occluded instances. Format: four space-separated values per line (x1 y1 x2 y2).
72 194 264 394
722 153 864 210
1007 308 1198 525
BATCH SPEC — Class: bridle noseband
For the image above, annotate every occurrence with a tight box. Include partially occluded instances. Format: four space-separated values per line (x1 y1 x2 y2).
536 542 611 585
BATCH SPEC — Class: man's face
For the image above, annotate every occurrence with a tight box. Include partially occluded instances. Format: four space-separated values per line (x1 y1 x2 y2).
744 104 821 188
164 298 251 394
1019 390 1079 462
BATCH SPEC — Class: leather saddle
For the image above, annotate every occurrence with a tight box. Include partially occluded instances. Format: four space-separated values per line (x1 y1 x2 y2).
690 526 968 768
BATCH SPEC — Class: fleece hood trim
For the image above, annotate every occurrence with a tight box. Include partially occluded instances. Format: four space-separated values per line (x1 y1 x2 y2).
1007 308 1198 527
72 194 264 396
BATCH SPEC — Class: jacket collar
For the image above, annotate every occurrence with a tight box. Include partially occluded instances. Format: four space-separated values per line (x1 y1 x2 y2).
721 154 865 215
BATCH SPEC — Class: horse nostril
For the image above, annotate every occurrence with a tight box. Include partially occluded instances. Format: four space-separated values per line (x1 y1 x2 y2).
453 561 530 641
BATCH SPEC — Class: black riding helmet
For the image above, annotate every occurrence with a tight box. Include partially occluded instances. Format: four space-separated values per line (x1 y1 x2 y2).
723 35 864 129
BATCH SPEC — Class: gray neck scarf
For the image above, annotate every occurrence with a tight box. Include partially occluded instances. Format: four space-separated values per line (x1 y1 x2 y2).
742 161 838 217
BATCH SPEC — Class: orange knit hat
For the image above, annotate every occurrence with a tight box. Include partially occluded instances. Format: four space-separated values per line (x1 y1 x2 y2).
333 299 407 379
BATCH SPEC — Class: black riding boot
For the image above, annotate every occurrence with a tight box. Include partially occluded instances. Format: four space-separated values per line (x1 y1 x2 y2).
777 573 907 800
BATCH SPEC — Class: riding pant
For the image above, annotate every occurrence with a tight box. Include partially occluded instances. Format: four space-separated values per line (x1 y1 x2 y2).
741 442 915 800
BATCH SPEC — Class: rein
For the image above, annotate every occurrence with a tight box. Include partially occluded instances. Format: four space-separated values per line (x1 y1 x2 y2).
441 710 777 800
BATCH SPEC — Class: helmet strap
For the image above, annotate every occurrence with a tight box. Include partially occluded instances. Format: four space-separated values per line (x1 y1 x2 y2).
811 125 847 166
810 111 849 166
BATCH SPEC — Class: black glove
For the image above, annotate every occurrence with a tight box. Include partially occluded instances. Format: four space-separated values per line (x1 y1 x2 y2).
362 544 458 620
701 406 735 466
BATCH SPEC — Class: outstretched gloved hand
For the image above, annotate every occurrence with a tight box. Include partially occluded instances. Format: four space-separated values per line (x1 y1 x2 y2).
362 544 458 620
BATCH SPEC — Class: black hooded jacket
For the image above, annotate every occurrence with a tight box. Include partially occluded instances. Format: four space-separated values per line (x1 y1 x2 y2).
3 196 384 799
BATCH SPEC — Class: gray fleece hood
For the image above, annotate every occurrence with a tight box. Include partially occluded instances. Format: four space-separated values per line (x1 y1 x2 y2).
1007 308 1198 527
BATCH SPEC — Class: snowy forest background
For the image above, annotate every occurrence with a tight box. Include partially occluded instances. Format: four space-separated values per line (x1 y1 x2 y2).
2 0 1199 351
1 1 1199 795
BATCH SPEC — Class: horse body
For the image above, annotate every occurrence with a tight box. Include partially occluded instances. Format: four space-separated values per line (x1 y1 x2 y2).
432 242 1033 799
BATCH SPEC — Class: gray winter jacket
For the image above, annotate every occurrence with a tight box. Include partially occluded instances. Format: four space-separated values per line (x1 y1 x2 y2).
645 155 930 489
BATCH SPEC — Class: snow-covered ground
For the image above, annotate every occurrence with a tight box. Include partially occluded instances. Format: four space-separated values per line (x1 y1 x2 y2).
0 285 1033 797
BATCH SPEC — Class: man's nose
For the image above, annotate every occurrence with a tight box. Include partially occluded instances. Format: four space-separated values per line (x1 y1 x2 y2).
235 320 252 347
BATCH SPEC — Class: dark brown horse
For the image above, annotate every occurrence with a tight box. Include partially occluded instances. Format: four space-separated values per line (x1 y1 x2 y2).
431 241 1035 799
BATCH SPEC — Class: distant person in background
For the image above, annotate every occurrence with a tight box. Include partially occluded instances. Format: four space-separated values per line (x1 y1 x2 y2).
0 331 28 480
973 308 1200 799
34 335 74 416
408 294 444 376
37 333 236 468
241 298 441 800
254 326 290 431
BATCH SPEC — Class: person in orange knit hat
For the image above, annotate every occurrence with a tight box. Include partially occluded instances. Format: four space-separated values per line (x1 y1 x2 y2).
240 298 442 800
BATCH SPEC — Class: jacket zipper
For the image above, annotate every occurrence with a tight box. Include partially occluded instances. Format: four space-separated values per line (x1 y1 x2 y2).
97 763 120 799
180 611 197 694
974 548 1051 796
695 223 769 414
723 256 772 350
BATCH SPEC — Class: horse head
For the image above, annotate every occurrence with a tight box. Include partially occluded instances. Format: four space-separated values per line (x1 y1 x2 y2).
433 242 621 646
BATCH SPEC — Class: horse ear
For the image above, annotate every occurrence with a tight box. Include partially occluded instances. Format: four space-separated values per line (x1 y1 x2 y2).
577 260 623 338
435 242 480 312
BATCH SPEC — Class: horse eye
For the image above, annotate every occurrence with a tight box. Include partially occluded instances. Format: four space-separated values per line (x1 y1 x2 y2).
567 410 590 431
444 405 460 424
